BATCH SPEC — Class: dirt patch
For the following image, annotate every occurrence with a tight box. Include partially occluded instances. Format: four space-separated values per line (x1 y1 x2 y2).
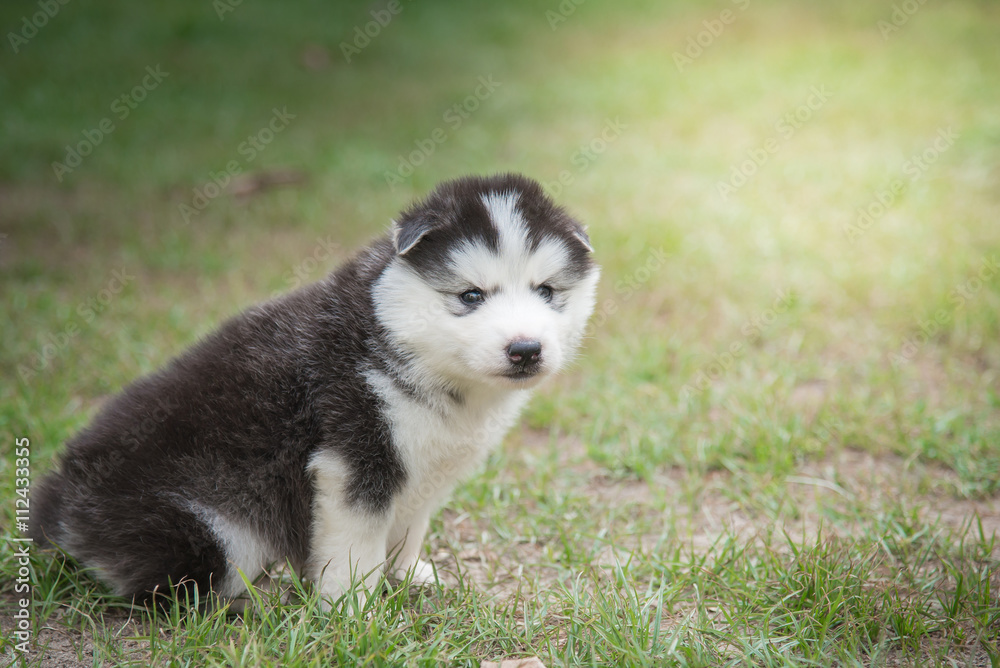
503 428 1000 568
0 595 150 667
797 448 1000 542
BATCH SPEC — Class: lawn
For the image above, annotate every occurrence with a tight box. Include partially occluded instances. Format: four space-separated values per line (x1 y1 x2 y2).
2 0 999 665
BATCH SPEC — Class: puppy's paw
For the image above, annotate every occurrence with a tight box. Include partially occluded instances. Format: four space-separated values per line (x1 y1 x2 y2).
393 558 437 587
318 589 371 615
316 577 373 615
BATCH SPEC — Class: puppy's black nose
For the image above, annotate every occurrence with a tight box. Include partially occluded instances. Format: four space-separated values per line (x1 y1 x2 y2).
507 340 542 366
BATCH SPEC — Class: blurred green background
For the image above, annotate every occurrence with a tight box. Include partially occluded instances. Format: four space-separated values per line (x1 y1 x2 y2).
3 0 997 484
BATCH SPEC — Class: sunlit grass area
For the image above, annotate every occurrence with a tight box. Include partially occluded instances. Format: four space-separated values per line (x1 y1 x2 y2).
2 0 999 665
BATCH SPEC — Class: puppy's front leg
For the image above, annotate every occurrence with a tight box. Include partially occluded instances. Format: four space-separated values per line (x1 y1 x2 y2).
309 458 391 611
387 480 458 586
387 504 435 585
310 501 390 611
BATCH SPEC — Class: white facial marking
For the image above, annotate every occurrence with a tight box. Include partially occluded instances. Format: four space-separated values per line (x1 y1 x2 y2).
481 191 528 258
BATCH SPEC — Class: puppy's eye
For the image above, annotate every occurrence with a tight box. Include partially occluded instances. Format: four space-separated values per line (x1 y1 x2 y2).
536 285 554 301
460 289 484 305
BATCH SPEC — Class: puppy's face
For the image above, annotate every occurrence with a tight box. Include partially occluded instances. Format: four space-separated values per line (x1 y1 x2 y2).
374 175 599 390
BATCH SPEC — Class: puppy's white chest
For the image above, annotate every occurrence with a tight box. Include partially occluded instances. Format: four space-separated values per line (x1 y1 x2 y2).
366 372 526 482
398 391 527 480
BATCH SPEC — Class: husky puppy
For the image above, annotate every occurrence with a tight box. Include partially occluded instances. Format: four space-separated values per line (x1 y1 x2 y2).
31 173 599 608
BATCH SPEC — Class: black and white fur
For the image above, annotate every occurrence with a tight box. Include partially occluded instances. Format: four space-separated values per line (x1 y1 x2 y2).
31 173 600 608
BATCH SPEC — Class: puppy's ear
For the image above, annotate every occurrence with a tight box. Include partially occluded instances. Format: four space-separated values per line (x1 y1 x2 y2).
571 222 594 253
392 215 434 255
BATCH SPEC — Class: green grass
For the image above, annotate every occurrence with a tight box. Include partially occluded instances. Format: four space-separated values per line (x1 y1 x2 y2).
2 0 1000 665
